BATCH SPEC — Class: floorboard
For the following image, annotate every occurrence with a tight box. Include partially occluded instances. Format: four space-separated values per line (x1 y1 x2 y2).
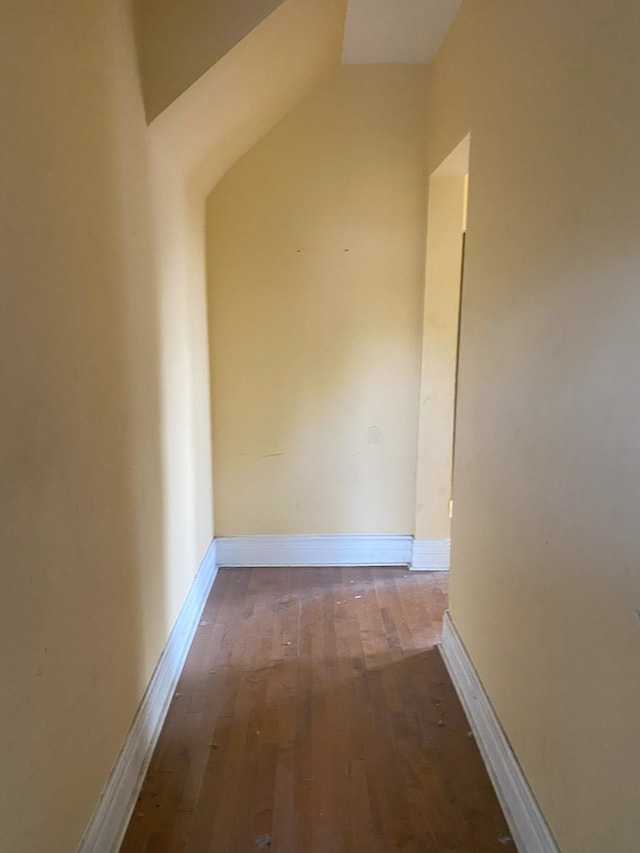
120 567 514 853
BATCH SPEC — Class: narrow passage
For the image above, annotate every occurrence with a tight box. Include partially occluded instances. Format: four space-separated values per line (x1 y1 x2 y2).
121 567 513 853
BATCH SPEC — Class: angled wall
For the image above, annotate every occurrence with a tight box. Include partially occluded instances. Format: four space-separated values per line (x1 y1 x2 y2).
134 0 287 120
429 3 640 851
148 0 347 195
134 0 346 121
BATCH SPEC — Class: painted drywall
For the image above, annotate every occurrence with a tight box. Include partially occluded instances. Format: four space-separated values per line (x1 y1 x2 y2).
207 65 429 535
0 3 211 851
414 172 466 540
134 0 287 120
430 3 640 851
0 0 347 849
146 0 347 574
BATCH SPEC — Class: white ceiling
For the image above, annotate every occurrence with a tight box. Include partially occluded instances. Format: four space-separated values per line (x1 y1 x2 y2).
342 0 461 64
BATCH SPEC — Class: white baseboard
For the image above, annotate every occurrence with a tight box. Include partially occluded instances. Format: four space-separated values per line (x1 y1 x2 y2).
77 541 218 853
410 537 450 571
215 534 412 567
439 612 559 853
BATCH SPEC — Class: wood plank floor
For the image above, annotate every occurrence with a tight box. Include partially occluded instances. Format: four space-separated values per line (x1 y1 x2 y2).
120 568 514 853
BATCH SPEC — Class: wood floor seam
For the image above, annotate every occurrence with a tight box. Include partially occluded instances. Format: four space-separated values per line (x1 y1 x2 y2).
120 567 513 853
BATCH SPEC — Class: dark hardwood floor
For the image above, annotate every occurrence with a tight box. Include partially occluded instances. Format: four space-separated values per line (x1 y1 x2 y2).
120 567 514 853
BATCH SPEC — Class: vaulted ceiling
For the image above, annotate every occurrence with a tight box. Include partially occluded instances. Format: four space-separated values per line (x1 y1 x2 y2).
134 0 290 120
134 0 462 123
133 0 461 205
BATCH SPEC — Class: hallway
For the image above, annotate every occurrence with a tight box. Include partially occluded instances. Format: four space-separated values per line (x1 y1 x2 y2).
120 569 513 852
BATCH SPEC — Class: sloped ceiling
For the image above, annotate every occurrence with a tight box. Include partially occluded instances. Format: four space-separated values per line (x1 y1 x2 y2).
135 0 462 124
134 0 288 121
149 0 348 198
342 0 461 64
137 0 461 199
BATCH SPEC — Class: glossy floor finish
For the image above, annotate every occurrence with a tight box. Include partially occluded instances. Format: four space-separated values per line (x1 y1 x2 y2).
120 568 514 853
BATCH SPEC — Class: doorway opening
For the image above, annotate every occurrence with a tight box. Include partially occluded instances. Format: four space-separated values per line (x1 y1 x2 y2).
413 135 470 569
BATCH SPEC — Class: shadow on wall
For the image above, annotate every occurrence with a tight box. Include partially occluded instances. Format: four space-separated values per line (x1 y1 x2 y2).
205 66 430 537
133 0 288 121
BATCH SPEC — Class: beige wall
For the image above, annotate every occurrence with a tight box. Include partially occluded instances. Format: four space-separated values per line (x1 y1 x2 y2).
0 1 198 849
0 2 212 851
145 149 215 624
430 3 640 851
146 0 347 556
414 171 466 540
207 65 429 535
0 0 348 849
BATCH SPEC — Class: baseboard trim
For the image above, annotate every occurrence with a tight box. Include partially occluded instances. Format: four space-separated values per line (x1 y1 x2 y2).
410 538 450 571
439 612 559 853
77 540 218 853
215 534 412 567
